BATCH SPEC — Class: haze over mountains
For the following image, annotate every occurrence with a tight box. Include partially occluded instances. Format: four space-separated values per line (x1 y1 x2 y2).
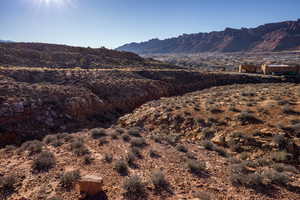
117 19 300 54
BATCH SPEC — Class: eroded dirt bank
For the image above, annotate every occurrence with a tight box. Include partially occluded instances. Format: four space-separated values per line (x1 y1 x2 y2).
0 68 286 146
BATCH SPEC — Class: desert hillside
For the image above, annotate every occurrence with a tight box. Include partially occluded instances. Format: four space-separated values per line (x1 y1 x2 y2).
0 42 166 68
117 19 300 54
0 82 299 200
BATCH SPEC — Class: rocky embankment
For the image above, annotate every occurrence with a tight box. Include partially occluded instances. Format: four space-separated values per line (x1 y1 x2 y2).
0 68 285 146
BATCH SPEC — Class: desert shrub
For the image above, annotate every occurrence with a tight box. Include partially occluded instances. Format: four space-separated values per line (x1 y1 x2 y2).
149 149 159 158
230 173 262 187
70 138 90 156
91 128 106 139
115 128 125 135
150 135 163 143
208 106 223 114
130 138 146 148
32 151 56 172
271 151 292 162
186 159 206 174
122 135 131 142
290 123 300 135
43 135 58 144
98 138 109 146
83 155 93 165
239 152 249 160
47 196 62 200
165 135 178 146
103 153 113 163
131 147 142 158
193 191 212 200
60 170 80 189
241 91 255 97
229 106 241 112
123 175 146 199
57 133 73 142
213 146 229 157
202 128 215 139
273 135 287 149
175 144 188 153
237 111 262 124
19 140 43 155
201 140 214 150
128 128 141 137
0 175 17 195
282 105 297 115
114 160 128 175
272 163 299 173
151 170 168 190
4 145 16 152
278 100 290 105
111 133 119 140
126 152 137 166
262 169 290 185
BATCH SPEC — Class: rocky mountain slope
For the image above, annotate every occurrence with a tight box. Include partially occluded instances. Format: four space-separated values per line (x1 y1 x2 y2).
117 19 300 54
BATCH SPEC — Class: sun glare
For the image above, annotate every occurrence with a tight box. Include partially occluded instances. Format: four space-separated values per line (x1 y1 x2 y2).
34 0 73 7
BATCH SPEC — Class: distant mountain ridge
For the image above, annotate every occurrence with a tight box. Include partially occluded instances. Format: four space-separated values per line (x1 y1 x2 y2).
0 40 13 43
117 19 300 54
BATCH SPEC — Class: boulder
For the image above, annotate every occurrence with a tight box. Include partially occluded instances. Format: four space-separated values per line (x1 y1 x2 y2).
76 175 104 196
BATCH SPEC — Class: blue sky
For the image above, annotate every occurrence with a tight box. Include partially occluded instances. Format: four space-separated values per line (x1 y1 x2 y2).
0 0 299 48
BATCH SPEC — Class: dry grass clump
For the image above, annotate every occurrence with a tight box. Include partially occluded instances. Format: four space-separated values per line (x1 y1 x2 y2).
123 175 146 199
186 159 206 175
91 128 107 139
103 153 113 163
0 175 17 196
122 134 131 142
175 144 188 153
128 127 142 137
19 140 44 155
60 170 81 189
114 160 128 175
150 169 168 190
32 151 56 172
237 111 262 125
130 138 147 148
70 138 90 156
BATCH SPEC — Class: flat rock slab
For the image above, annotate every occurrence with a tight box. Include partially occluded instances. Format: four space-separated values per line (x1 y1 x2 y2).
76 175 104 196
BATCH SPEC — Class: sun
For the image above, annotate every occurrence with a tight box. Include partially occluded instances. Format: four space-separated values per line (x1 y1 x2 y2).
34 0 73 7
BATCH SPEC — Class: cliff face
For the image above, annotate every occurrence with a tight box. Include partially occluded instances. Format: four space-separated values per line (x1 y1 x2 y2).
0 68 284 146
117 19 300 54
